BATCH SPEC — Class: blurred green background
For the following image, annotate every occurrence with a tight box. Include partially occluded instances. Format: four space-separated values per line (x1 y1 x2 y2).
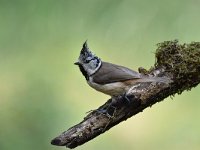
1 0 200 150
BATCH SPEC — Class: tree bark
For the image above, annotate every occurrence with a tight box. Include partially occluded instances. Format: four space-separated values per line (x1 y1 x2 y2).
51 40 200 148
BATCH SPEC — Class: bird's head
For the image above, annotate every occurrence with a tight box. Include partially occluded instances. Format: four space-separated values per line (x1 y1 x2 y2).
74 41 101 76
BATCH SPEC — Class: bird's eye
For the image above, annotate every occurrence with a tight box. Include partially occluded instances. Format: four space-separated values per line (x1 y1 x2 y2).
85 57 92 63
85 60 90 63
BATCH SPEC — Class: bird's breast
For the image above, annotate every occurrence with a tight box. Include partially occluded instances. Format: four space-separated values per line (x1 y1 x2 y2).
87 77 130 96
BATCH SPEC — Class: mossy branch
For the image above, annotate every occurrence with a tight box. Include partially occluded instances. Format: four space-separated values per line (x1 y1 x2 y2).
51 40 200 149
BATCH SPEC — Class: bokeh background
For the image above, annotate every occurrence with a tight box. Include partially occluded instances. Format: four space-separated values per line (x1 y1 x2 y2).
1 0 200 150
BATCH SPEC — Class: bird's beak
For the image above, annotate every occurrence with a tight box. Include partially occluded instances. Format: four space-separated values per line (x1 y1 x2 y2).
74 62 80 65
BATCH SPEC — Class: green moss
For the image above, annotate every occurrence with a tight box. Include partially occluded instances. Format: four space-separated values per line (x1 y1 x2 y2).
155 40 200 94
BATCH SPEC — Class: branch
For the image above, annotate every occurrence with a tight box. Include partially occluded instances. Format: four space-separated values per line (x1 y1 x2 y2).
51 40 200 148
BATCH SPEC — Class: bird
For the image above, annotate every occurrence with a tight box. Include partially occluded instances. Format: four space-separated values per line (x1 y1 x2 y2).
74 41 169 100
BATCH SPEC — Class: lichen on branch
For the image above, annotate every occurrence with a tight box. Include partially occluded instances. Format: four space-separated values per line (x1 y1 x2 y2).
155 40 200 93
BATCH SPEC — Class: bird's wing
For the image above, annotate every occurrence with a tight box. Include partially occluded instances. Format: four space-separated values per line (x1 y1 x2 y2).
92 62 141 84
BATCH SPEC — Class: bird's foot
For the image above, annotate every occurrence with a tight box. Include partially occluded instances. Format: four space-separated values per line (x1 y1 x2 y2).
121 92 132 104
96 104 116 119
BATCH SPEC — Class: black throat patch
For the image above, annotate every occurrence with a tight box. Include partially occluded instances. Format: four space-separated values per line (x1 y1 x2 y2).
78 65 89 80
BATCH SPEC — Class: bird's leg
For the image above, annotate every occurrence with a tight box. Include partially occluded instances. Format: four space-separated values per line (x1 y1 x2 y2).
97 93 131 117
122 92 132 104
87 91 134 117
95 97 117 118
86 105 115 118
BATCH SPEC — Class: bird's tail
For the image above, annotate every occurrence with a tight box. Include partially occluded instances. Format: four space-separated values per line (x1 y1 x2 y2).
139 76 172 84
126 76 172 95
